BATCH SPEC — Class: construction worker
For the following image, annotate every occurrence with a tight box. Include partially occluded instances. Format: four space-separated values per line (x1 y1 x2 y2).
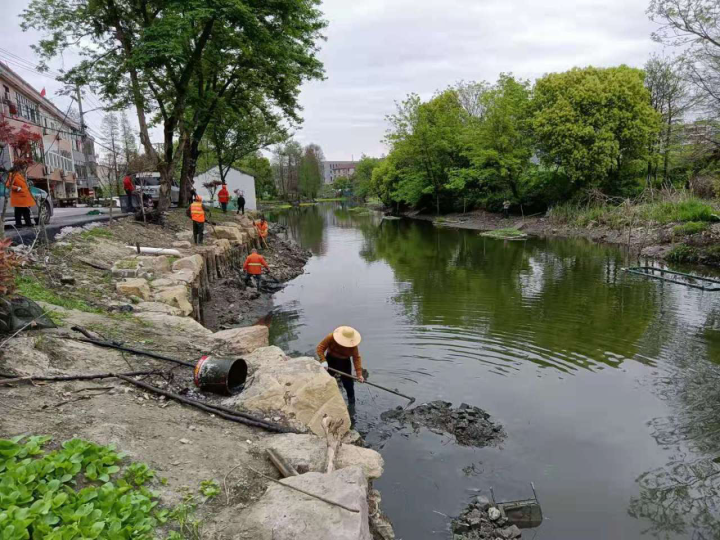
123 174 135 212
186 194 206 245
316 327 364 406
243 248 269 288
235 190 246 215
218 183 230 213
255 215 269 242
5 171 35 228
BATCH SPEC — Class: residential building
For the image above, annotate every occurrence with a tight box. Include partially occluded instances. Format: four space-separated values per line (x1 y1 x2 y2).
322 160 359 184
195 166 257 211
0 62 96 206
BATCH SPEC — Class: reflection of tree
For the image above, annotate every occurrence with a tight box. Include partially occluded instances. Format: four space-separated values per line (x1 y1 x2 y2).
360 219 658 371
628 311 720 539
273 205 327 256
267 302 303 354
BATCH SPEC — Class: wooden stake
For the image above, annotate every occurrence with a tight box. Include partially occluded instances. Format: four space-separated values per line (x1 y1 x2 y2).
321 415 344 474
266 448 299 478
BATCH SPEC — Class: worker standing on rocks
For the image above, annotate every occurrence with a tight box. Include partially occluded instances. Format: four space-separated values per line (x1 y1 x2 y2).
316 327 364 407
243 248 269 288
218 183 230 213
186 194 206 245
5 170 35 228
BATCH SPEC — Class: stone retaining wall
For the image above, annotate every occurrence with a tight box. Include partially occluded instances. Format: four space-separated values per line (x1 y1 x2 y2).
112 214 260 324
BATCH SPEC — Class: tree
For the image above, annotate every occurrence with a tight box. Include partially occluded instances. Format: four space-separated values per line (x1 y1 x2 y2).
272 141 303 200
644 55 693 186
459 74 533 207
22 0 326 213
352 155 382 200
648 0 720 130
384 91 467 214
298 144 324 199
239 153 275 199
119 112 138 174
100 114 122 201
531 66 660 193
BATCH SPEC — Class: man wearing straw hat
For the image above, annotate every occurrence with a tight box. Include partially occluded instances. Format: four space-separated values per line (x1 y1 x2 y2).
316 326 364 405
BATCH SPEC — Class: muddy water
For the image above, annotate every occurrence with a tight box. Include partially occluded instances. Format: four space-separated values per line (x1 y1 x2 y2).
267 203 720 540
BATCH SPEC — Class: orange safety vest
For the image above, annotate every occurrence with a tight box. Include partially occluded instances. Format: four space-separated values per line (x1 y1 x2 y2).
243 253 268 275
255 220 268 239
5 173 36 208
190 201 205 223
218 187 229 203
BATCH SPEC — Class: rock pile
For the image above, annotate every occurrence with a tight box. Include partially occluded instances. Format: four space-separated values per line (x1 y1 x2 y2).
452 496 522 539
381 401 504 447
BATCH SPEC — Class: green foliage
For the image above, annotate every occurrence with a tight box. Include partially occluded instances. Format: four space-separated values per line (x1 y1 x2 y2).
480 228 528 239
298 144 324 200
667 244 700 264
639 199 715 223
198 480 219 502
79 227 114 241
239 154 275 199
351 155 382 200
15 276 100 314
673 221 709 236
532 66 660 192
0 436 165 540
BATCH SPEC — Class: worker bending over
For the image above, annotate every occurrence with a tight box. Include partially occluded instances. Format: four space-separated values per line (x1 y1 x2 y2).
186 194 207 245
218 183 230 213
243 248 269 288
255 215 269 243
5 171 35 228
316 327 364 406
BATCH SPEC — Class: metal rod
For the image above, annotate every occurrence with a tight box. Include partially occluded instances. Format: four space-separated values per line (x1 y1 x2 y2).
624 268 720 291
0 370 162 386
326 366 415 403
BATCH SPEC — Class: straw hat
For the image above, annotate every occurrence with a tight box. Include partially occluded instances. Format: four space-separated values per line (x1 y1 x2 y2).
333 326 361 348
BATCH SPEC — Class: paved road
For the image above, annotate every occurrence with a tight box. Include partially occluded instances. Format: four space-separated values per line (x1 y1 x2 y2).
4 207 131 245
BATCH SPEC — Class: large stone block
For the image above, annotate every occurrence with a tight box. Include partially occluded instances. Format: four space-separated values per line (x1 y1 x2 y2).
213 226 244 244
225 349 351 437
236 467 370 540
265 434 384 480
172 254 204 274
135 302 184 317
116 278 151 301
135 311 212 337
154 285 193 316
137 255 170 274
211 325 269 355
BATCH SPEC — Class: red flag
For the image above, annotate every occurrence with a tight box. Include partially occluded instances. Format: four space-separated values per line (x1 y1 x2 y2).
40 88 46 97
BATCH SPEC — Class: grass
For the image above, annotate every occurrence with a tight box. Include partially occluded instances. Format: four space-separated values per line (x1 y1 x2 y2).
666 244 720 265
481 228 528 239
673 221 709 236
15 275 101 314
299 202 317 207
79 227 114 241
114 259 139 269
316 197 347 202
550 197 717 229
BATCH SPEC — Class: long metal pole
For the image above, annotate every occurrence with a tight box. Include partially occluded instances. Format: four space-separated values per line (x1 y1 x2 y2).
325 366 415 404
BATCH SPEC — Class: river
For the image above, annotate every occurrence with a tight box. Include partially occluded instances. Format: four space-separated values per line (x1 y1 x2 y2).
266 202 720 540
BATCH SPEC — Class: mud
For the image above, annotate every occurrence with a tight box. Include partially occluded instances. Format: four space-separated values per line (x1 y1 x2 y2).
380 401 504 448
452 496 523 539
203 228 311 330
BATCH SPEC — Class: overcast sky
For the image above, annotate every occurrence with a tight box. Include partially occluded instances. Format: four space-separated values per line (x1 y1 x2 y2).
0 0 665 161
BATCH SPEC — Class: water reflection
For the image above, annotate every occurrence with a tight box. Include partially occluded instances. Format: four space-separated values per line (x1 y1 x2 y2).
360 219 659 372
267 203 720 539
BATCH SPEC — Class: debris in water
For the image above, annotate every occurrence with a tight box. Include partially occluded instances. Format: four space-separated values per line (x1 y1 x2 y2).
380 401 504 447
452 496 523 539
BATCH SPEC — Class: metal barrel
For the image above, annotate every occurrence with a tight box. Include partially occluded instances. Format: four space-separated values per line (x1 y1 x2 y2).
194 355 248 395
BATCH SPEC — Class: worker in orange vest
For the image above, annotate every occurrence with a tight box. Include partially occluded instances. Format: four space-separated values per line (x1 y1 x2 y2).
243 248 269 288
5 171 36 228
255 215 269 241
186 194 207 245
217 183 230 213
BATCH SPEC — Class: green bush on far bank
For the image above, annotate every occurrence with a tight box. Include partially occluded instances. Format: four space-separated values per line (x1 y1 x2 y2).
673 221 709 236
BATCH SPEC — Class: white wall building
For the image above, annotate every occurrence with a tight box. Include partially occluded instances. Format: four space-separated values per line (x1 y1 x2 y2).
194 166 257 211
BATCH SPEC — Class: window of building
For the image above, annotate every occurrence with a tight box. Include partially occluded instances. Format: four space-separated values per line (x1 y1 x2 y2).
16 92 39 123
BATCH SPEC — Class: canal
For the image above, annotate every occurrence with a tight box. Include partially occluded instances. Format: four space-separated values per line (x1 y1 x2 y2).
267 203 720 540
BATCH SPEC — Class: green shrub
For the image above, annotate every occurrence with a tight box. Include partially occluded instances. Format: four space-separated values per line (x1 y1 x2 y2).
15 276 100 313
641 198 715 223
667 244 700 264
673 221 709 236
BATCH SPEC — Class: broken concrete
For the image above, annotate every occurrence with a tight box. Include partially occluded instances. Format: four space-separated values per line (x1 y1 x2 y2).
452 497 523 539
154 285 193 316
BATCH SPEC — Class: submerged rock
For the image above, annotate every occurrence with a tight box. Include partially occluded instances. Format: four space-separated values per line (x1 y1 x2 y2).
452 499 522 539
380 400 504 447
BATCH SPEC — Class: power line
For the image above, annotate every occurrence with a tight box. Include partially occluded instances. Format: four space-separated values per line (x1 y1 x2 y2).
0 48 62 78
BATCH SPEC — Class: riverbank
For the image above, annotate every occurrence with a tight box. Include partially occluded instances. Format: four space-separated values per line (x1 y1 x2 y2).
405 198 720 268
0 210 394 540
